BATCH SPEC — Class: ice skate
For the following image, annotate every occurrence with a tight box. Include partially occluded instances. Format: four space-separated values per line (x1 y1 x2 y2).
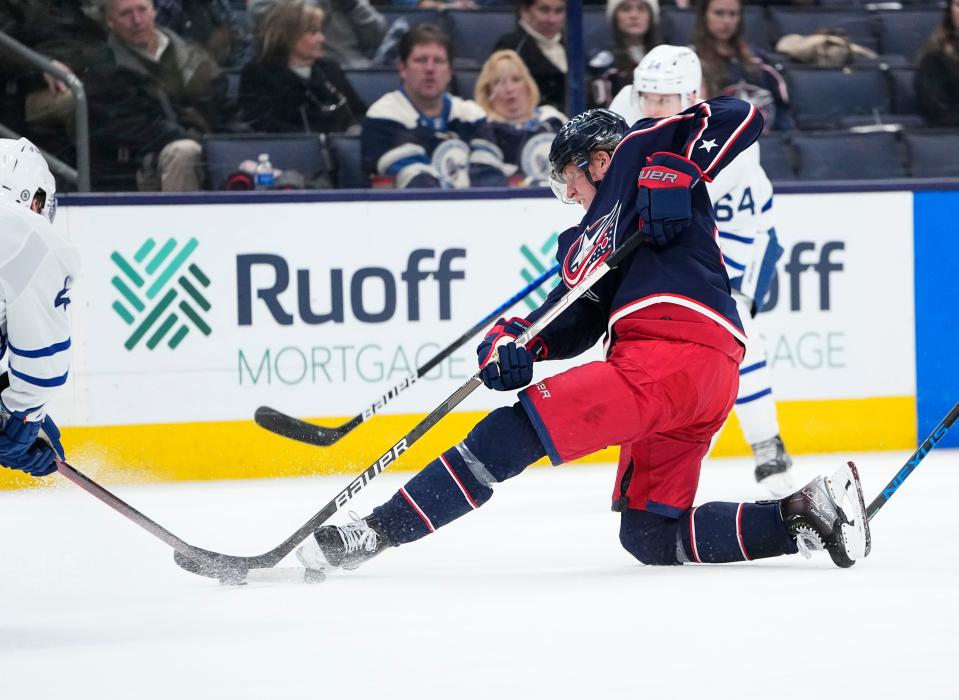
753 434 795 497
780 461 870 568
296 512 391 571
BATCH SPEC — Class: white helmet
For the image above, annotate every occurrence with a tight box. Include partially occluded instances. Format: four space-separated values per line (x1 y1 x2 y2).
632 45 702 110
0 137 56 223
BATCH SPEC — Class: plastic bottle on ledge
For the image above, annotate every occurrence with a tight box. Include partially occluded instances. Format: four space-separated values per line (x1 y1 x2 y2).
254 153 275 190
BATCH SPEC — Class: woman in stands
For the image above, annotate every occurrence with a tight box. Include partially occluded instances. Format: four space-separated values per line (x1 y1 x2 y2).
692 0 792 130
915 0 959 127
589 0 661 108
494 0 567 111
239 0 365 134
474 49 567 185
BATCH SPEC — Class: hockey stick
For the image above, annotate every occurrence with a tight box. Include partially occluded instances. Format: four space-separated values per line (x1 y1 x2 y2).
174 231 643 582
254 263 561 447
866 398 959 523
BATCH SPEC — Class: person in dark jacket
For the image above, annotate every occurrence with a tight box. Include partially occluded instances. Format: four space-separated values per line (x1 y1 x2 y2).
154 0 253 68
84 0 233 191
239 0 364 134
915 0 959 127
494 0 567 112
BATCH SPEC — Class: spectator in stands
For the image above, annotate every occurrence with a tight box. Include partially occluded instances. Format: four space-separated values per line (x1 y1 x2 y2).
916 0 959 128
362 24 506 188
495 0 567 112
239 1 364 134
475 49 565 186
154 0 253 68
588 0 661 107
391 0 477 9
250 0 387 68
85 0 234 191
692 0 792 130
0 0 107 132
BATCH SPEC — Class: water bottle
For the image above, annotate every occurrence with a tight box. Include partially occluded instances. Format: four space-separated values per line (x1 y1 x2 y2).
254 153 275 190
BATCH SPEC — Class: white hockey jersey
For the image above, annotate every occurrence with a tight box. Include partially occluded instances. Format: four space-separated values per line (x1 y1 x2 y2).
0 205 78 420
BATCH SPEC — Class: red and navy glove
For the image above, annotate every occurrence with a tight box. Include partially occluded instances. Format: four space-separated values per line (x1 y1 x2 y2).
476 317 547 391
636 152 703 246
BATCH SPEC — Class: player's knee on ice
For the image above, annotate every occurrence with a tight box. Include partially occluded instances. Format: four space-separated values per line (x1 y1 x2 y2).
618 510 682 566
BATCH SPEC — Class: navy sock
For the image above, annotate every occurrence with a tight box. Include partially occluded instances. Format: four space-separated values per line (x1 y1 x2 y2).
680 501 798 563
373 403 546 545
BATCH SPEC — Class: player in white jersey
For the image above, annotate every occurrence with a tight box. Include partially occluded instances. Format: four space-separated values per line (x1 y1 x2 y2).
609 46 794 496
0 137 75 478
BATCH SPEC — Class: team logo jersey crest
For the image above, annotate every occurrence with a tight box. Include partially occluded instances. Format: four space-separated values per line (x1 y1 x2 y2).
562 202 620 288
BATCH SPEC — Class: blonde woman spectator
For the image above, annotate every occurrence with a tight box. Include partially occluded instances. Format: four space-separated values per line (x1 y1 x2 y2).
916 0 959 127
475 49 566 185
692 0 792 130
239 0 364 134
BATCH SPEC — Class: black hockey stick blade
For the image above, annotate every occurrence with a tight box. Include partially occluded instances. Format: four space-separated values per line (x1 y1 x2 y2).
254 263 561 448
254 406 358 447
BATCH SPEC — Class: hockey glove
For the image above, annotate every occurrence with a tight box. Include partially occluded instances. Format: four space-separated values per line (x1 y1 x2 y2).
476 317 547 392
636 152 703 246
0 411 62 477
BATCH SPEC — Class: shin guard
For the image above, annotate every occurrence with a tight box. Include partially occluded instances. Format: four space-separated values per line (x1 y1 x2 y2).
680 501 797 563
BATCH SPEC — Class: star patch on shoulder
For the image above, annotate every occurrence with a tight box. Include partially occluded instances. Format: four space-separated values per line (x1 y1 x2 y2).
699 138 718 153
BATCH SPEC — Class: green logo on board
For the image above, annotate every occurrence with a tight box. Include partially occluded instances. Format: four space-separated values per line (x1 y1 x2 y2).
110 237 211 350
519 232 561 311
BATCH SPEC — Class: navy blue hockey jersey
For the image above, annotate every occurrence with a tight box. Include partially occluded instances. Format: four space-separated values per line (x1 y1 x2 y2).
361 90 507 188
527 96 763 360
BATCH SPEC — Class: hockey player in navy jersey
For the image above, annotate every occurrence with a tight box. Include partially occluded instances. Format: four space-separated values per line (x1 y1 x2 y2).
0 138 73 479
361 24 507 189
609 45 794 496
299 98 869 573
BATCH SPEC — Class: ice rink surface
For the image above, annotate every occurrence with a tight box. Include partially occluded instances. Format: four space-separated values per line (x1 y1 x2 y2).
1 450 956 699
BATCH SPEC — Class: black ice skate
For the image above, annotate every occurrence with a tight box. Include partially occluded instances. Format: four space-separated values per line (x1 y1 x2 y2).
780 462 870 568
752 434 794 498
296 512 391 571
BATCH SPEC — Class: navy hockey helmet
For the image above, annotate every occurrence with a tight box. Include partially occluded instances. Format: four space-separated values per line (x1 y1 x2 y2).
548 109 628 203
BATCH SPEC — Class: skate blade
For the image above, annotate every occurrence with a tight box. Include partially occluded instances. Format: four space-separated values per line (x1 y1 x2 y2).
827 461 871 562
758 470 796 498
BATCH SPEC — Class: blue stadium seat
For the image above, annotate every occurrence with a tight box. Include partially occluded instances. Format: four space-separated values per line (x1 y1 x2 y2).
583 8 614 53
792 131 905 180
757 133 796 181
785 67 890 130
446 9 518 66
344 68 401 108
379 8 442 31
202 134 333 190
888 67 918 115
876 10 940 59
661 7 770 51
452 68 481 101
769 9 879 52
329 134 367 189
905 132 959 178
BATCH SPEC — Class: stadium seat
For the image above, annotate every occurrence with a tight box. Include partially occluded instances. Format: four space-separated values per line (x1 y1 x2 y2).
785 67 890 130
329 134 367 189
379 8 442 32
888 67 919 115
583 8 614 53
792 131 906 180
344 68 401 108
905 132 959 178
768 9 879 52
757 132 796 181
876 10 940 59
445 9 518 66
452 68 481 101
202 133 333 190
660 7 770 51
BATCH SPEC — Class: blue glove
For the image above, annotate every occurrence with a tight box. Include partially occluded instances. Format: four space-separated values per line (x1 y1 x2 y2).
636 152 702 246
476 317 547 392
0 411 62 477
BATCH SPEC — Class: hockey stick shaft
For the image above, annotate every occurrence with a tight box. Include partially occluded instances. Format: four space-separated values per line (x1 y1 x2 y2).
177 233 642 580
866 398 959 521
255 262 561 446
